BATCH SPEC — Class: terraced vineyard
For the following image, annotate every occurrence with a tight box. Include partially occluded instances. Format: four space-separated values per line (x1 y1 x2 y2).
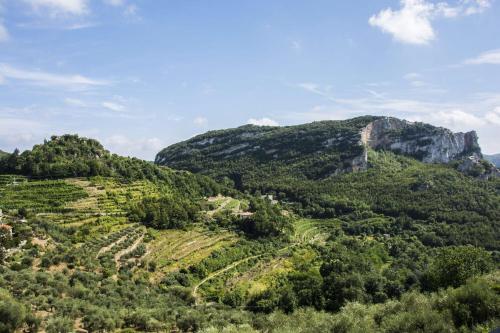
189 219 341 305
141 228 239 281
0 176 87 212
293 218 342 243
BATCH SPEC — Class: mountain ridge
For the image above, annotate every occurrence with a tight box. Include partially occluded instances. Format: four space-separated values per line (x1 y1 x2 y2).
155 116 489 181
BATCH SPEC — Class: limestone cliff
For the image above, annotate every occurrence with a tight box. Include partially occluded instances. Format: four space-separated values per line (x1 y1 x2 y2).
360 117 481 163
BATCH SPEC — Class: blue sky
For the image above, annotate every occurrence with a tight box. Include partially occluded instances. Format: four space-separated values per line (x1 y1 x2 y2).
1 0 500 159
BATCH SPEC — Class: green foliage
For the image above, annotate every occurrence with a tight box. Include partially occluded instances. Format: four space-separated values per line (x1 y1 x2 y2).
0 126 499 332
157 117 377 184
0 134 223 200
46 316 73 333
0 288 29 333
424 245 493 290
129 196 200 229
237 197 292 237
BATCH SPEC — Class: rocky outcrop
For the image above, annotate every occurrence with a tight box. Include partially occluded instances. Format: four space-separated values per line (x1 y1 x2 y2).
360 117 481 163
457 155 500 179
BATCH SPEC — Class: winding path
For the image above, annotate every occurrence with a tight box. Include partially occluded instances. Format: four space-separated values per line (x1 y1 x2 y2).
192 254 262 305
191 244 297 305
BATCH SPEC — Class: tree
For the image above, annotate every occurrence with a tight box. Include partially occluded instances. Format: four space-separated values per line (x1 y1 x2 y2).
0 290 27 333
424 245 493 290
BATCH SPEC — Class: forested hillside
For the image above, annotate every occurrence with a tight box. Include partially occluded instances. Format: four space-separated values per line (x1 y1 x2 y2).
0 127 499 333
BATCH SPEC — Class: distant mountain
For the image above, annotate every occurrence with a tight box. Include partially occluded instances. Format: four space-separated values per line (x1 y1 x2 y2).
485 154 500 167
156 116 483 183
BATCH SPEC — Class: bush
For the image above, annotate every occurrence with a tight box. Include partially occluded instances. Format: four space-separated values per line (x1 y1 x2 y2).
424 245 493 290
46 316 73 333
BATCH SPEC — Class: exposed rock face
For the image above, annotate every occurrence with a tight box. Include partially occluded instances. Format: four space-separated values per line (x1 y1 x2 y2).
360 117 481 163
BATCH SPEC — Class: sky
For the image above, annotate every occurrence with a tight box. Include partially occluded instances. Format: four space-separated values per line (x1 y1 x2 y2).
0 0 500 159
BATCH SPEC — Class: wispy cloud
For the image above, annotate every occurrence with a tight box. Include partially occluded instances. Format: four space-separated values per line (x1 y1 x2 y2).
0 21 8 42
102 101 125 112
403 72 427 87
369 0 492 45
295 82 500 131
103 134 163 159
23 0 89 17
103 0 139 19
0 116 46 149
464 49 500 65
248 118 279 126
0 63 109 88
103 0 125 6
193 116 208 126
64 98 88 107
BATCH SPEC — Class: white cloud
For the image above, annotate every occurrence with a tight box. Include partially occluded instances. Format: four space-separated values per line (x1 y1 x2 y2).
23 0 89 16
369 0 492 45
369 0 436 45
64 98 87 107
193 116 208 126
0 63 109 88
104 135 163 159
0 117 45 150
102 101 125 112
464 49 500 65
0 22 8 42
425 109 486 128
247 118 279 126
484 106 500 125
103 0 125 6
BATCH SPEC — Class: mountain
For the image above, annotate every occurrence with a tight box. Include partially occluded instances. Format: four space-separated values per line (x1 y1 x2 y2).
485 153 500 167
157 116 500 250
0 149 8 158
156 116 483 183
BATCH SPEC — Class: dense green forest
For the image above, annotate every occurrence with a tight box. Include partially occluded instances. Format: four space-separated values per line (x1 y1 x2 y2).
0 127 499 332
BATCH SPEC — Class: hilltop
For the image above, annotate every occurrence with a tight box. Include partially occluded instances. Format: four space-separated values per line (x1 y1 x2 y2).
156 116 489 184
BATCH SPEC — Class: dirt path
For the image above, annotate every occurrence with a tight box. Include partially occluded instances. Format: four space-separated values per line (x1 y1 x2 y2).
192 244 297 305
192 253 262 305
96 235 127 258
114 235 144 268
207 197 232 216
